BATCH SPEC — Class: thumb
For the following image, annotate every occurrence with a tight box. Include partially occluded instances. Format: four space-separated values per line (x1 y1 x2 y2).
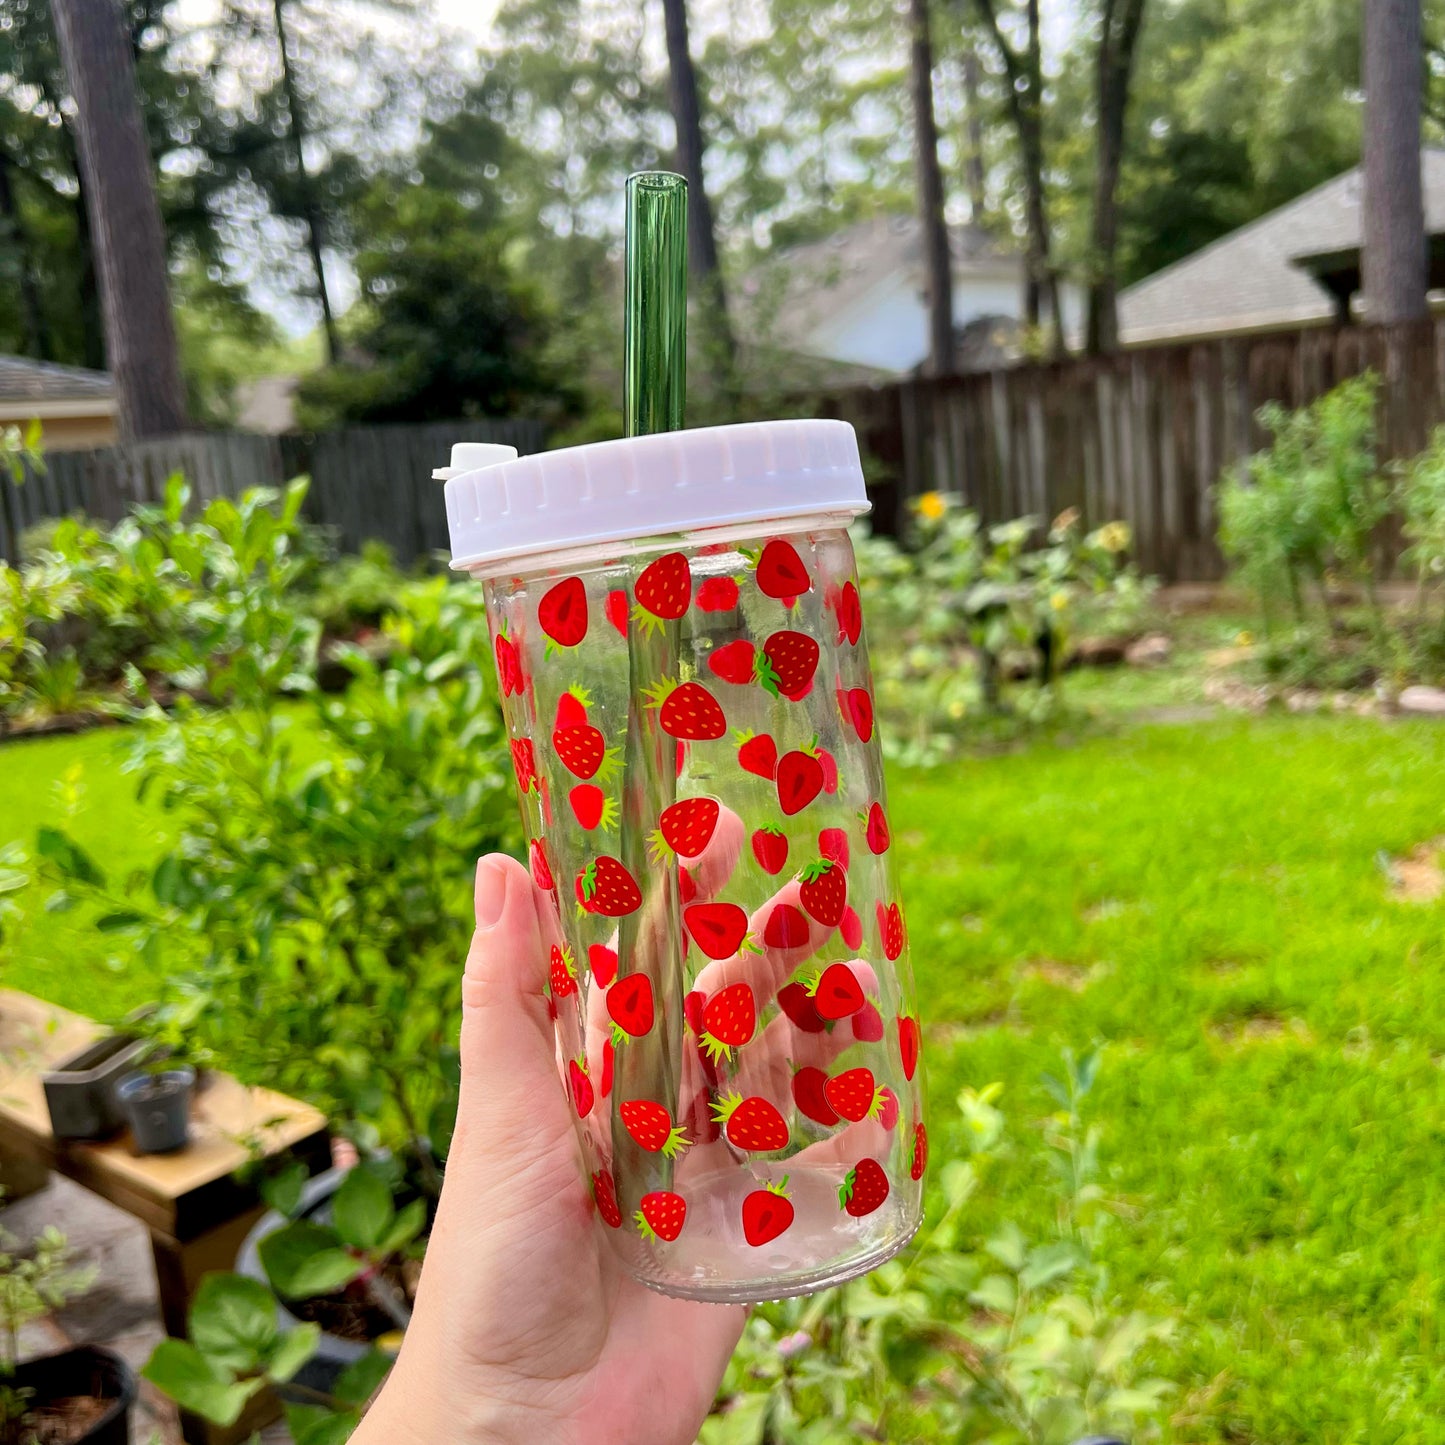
447 853 576 1192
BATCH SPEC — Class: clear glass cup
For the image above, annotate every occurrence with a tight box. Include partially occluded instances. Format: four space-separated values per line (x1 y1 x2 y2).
447 421 925 1302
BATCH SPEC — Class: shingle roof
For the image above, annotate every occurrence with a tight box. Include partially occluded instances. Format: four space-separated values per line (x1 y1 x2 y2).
0 355 115 406
1118 149 1445 345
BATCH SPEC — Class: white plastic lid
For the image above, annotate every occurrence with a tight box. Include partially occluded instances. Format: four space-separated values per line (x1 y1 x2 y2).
443 418 868 574
431 441 519 481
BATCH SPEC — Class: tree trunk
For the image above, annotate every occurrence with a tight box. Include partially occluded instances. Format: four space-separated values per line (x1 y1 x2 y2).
273 0 340 364
50 0 188 439
961 46 987 225
909 0 955 376
1362 0 1427 322
0 151 51 360
660 0 736 375
1085 0 1148 355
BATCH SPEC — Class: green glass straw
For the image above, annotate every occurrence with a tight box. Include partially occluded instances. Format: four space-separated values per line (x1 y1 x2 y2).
624 172 688 437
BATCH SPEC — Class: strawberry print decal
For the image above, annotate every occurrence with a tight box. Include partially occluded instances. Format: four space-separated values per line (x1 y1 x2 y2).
511 739 540 795
818 827 849 869
568 783 617 831
592 1169 622 1228
644 679 727 740
751 827 788 875
548 943 578 997
620 1100 689 1157
708 632 819 700
636 1190 687 1241
877 900 905 960
825 1067 880 1122
607 973 655 1040
605 588 629 638
568 1057 593 1117
649 796 720 862
805 962 864 1019
711 1093 789 1151
798 858 846 927
735 730 778 779
840 686 874 741
754 539 812 599
695 576 739 612
589 943 618 987
840 1158 889 1217
538 576 587 649
529 839 554 891
633 552 692 631
839 905 864 950
832 580 862 645
742 1180 794 1246
763 903 810 950
494 628 523 696
792 1065 838 1125
684 902 751 960
576 855 642 916
863 802 890 854
898 1016 921 1080
777 981 826 1034
776 747 824 816
698 982 756 1062
911 1123 928 1180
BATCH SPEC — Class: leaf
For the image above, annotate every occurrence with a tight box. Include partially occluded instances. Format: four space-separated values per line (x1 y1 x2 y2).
285 1403 360 1445
260 1160 309 1219
258 1222 362 1299
265 1323 322 1384
141 1340 265 1427
332 1167 394 1251
152 855 186 907
36 827 105 887
189 1274 277 1374
332 1349 393 1407
1019 1242 1081 1292
968 1273 1017 1315
375 1198 426 1256
697 1393 769 1445
96 911 146 931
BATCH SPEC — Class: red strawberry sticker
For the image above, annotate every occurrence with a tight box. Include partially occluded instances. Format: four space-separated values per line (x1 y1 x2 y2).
644 679 727 741
494 630 523 696
592 1169 622 1228
792 1065 838 1125
852 999 884 1042
840 905 864 950
798 858 847 927
538 576 587 648
863 802 890 855
576 856 642 916
700 982 756 1062
650 796 720 861
708 640 756 686
755 539 812 599
620 1100 689 1157
877 1086 900 1130
763 903 810 950
607 973 654 1039
633 552 692 628
605 588 629 638
742 1180 794 1247
752 827 788 876
736 731 778 779
601 1038 614 1097
636 1190 687 1242
776 749 824 816
684 902 750 959
569 783 616 831
842 687 874 741
911 1122 928 1180
695 576 739 612
529 839 554 891
554 686 590 729
839 1158 889 1217
877 901 905 960
834 580 862 645
568 1057 593 1118
777 981 826 1033
808 961 864 1019
549 943 578 997
825 1067 880 1122
817 746 840 794
553 723 615 780
760 630 820 699
898 1016 921 1080
712 1092 789 1151
683 989 706 1037
511 739 539 795
818 828 850 869
678 866 697 904
589 943 618 988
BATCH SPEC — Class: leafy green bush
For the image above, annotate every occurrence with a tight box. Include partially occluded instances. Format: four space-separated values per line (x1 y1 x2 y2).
26 575 517 1183
703 1052 1173 1445
306 540 408 635
856 496 1150 765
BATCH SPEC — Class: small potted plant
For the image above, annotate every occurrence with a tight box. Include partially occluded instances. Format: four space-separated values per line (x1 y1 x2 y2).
0 1221 135 1445
116 1063 196 1155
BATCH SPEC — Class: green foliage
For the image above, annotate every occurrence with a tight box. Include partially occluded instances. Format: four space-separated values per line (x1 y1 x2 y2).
706 1054 1172 1444
306 541 407 635
141 1272 325 1428
0 476 321 726
26 575 515 1175
856 496 1150 765
0 1224 94 1375
1400 425 1445 588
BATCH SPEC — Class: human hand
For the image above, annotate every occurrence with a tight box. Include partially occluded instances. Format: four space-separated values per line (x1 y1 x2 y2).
354 853 746 1445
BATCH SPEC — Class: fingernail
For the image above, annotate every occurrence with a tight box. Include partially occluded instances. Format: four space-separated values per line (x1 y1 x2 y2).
474 857 509 930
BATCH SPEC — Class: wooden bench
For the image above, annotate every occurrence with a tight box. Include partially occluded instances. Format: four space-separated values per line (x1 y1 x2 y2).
0 988 330 1444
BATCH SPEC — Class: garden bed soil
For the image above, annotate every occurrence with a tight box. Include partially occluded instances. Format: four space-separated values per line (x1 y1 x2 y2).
286 1258 418 1343
21 1395 113 1445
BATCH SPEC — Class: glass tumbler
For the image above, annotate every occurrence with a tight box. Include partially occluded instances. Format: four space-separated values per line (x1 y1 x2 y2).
444 419 925 1302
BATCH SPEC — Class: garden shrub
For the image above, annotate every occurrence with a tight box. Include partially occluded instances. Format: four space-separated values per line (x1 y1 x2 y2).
856 496 1149 766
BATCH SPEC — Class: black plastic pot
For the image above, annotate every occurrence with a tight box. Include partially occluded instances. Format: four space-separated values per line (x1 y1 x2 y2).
8 1345 136 1445
116 1066 195 1154
42 1035 149 1140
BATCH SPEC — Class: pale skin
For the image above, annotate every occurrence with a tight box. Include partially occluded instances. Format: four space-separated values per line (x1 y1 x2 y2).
352 854 745 1445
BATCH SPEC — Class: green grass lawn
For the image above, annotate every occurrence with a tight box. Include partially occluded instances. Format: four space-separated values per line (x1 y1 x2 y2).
4 707 1445 1440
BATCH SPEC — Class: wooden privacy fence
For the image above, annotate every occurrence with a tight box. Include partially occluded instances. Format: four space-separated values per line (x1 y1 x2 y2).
0 418 548 564
816 320 1445 580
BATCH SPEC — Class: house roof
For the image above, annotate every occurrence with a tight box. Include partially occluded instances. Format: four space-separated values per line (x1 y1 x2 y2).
741 214 1022 362
0 355 115 413
1118 148 1445 346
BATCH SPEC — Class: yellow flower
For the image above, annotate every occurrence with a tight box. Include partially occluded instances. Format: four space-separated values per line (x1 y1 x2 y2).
1235 630 1254 647
1050 590 1069 613
916 491 947 522
1097 521 1130 553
